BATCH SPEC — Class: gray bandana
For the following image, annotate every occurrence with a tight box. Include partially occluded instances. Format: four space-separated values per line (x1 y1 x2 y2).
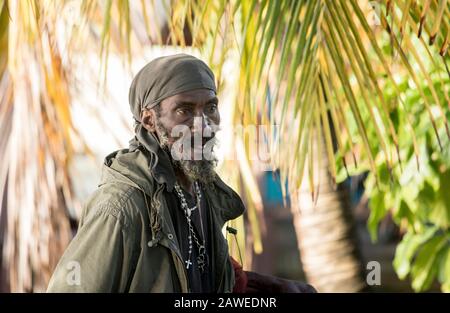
129 53 216 122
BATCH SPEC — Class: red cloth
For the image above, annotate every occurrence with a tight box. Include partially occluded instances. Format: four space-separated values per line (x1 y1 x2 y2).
230 257 247 293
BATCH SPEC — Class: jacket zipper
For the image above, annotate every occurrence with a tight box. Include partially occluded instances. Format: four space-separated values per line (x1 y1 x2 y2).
171 244 190 292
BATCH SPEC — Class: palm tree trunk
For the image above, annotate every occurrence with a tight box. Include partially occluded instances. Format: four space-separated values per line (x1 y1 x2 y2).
291 135 368 292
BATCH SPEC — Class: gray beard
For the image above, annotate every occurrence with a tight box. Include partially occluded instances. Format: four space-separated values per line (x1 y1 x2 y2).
155 121 218 185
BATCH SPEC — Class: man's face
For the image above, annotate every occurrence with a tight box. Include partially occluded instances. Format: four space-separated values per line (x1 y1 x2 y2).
155 88 219 150
142 88 220 183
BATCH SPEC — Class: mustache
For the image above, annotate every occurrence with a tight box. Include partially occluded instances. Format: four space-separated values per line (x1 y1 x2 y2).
155 121 220 159
169 134 218 161
170 123 220 143
172 130 218 146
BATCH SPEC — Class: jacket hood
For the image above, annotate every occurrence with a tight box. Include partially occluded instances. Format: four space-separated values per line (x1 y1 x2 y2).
100 147 159 195
99 124 177 195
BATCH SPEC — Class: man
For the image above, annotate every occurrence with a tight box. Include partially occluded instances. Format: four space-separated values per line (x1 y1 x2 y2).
47 54 316 293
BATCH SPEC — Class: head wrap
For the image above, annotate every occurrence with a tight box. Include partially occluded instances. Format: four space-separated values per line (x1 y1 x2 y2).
129 53 216 122
127 54 216 190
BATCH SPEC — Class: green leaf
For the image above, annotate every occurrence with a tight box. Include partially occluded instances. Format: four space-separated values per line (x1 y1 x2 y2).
393 227 438 279
411 234 448 292
438 247 450 292
430 169 450 228
393 200 415 228
367 191 387 242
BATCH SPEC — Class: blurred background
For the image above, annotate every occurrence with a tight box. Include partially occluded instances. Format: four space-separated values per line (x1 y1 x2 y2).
0 0 449 293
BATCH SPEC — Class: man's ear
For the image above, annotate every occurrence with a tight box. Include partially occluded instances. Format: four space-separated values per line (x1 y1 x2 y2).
141 109 157 132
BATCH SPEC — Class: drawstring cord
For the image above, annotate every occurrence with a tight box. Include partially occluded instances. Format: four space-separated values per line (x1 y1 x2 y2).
226 225 243 266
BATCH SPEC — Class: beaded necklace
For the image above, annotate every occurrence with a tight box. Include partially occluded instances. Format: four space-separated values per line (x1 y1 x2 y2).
173 181 207 272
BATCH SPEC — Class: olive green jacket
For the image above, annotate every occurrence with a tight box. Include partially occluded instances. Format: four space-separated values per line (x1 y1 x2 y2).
47 147 245 292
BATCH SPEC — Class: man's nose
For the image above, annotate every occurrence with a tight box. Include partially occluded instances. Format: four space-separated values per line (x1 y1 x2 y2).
191 115 211 133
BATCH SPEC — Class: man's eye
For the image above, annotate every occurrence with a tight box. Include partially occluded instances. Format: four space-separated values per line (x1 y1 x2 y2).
176 108 187 115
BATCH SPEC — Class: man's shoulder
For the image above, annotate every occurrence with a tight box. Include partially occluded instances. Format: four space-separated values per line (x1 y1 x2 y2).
81 182 148 230
212 175 244 200
209 174 247 222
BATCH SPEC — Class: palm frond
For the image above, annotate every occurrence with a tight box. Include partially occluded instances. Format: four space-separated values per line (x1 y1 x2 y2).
1 0 77 291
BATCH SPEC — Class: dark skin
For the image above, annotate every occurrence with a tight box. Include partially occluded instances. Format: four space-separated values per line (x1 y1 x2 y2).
141 88 316 293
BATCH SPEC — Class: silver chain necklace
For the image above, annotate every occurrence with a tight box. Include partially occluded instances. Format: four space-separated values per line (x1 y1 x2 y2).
173 181 207 272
